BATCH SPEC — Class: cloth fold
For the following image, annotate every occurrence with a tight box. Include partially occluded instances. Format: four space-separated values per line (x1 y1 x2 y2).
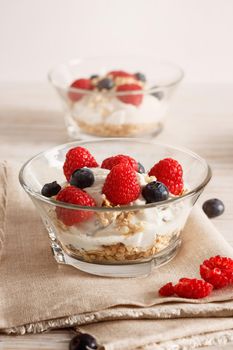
0 162 233 349
0 161 7 260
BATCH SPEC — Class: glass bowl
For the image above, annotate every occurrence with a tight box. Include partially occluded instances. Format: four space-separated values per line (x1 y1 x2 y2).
48 57 184 139
19 139 211 277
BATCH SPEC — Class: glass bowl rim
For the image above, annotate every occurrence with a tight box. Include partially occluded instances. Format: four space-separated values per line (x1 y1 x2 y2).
48 56 184 96
19 138 212 212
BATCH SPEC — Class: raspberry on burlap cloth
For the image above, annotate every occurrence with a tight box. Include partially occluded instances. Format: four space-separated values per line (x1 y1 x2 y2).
0 162 233 350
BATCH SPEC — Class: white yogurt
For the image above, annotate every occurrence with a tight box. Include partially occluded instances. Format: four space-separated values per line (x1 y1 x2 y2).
58 202 189 251
57 169 189 251
84 167 109 206
72 94 168 125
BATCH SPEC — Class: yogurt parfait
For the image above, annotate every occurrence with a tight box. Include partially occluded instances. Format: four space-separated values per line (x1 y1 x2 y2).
48 58 184 139
19 139 211 277
68 70 167 137
41 146 189 266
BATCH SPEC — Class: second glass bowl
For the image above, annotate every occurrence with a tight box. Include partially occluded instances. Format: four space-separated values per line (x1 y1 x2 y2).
48 57 184 139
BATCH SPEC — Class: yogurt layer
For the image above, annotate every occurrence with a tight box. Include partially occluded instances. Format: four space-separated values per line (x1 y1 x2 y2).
58 201 188 251
72 94 168 125
57 168 189 252
84 167 109 206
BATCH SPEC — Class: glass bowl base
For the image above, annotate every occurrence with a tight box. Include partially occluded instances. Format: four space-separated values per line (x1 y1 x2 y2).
50 238 181 278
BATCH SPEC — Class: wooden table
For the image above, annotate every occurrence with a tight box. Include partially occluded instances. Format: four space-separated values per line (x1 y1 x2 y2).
0 83 233 349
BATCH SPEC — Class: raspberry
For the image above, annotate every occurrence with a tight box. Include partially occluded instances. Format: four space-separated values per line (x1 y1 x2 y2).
149 158 184 195
108 70 134 79
116 84 143 106
68 79 92 102
63 147 98 181
101 154 138 171
200 255 233 289
174 278 213 299
102 163 141 205
159 282 175 296
56 186 96 226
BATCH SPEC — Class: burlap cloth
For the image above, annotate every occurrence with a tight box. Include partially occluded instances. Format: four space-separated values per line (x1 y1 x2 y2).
1 162 233 349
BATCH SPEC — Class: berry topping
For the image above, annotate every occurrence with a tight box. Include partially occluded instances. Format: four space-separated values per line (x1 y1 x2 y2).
149 158 183 195
41 181 61 198
202 199 225 218
90 74 99 80
142 181 169 203
97 78 114 90
135 72 146 82
160 278 212 299
101 154 138 171
56 186 96 226
108 70 134 79
200 255 233 289
69 333 98 350
116 84 143 106
102 163 140 205
68 79 92 102
159 282 175 296
63 146 98 181
174 278 213 299
137 162 145 174
70 168 95 189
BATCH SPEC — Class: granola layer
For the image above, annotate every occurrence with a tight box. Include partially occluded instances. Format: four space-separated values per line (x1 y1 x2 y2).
63 230 180 264
76 120 162 137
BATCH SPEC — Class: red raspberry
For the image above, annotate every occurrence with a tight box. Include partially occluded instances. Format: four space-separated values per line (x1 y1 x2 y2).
200 255 233 289
149 158 184 195
102 163 140 205
101 154 138 171
63 146 98 181
116 84 143 106
174 278 213 299
159 282 175 296
68 79 92 102
108 70 134 79
56 186 96 226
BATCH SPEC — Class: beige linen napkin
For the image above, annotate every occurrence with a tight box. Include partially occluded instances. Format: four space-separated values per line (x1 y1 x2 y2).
0 162 233 349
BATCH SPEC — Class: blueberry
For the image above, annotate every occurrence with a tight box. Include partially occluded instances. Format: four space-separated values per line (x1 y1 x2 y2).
138 162 145 173
41 181 61 197
152 91 164 100
135 72 146 82
202 198 225 218
97 78 114 90
69 333 98 350
70 168 94 189
142 181 169 203
90 74 99 80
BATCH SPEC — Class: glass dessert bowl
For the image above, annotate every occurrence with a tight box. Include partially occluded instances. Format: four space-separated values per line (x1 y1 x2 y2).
19 139 211 277
48 57 184 139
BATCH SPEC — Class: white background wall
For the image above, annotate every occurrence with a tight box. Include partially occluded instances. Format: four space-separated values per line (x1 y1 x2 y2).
1 0 233 83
